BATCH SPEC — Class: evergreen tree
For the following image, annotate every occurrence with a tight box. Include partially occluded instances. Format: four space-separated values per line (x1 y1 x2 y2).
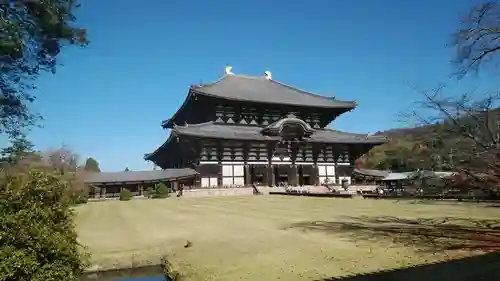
84 157 100 172
0 132 35 165
0 1 88 137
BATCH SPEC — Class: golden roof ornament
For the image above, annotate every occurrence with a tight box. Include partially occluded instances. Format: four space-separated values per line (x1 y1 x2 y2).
225 66 233 75
264 70 272 80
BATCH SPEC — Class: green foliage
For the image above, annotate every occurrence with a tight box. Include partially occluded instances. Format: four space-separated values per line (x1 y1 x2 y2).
152 183 170 199
0 132 36 165
72 190 88 205
120 188 133 201
84 157 100 172
0 1 88 137
145 186 154 198
161 255 182 281
360 115 491 172
0 169 89 281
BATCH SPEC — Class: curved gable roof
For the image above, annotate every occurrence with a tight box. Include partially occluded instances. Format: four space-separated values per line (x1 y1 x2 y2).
170 122 388 144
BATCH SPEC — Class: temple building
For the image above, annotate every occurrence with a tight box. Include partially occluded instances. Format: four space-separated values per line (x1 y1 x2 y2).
145 67 387 188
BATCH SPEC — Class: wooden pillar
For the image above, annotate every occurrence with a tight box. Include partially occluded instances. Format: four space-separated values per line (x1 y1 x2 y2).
244 165 251 185
139 184 144 196
265 165 274 187
266 141 276 187
289 165 298 186
216 140 223 187
173 181 179 191
312 165 320 185
290 142 299 186
92 186 99 198
101 187 107 198
333 145 341 184
312 144 320 185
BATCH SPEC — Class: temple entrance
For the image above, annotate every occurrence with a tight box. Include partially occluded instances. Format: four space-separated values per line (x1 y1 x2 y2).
247 164 319 187
250 165 266 185
274 165 290 186
299 165 314 185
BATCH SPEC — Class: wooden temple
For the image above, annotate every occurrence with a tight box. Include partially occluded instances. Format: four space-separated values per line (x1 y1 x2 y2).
145 67 387 188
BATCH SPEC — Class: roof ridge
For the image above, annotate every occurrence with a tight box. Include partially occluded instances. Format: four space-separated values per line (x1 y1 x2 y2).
270 79 356 105
194 74 269 89
192 75 231 89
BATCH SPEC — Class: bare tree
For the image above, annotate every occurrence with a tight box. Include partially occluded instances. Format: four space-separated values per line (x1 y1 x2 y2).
41 145 90 196
409 86 500 191
451 1 500 77
43 145 80 174
402 1 500 193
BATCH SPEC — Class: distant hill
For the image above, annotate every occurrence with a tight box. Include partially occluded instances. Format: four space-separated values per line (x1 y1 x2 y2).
360 108 499 172
372 121 447 139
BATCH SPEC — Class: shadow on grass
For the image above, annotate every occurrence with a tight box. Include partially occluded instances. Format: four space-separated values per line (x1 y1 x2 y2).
398 199 500 208
285 216 500 280
284 216 500 252
316 251 500 281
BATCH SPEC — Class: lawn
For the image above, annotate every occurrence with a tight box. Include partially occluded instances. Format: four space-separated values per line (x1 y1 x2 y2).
75 196 500 280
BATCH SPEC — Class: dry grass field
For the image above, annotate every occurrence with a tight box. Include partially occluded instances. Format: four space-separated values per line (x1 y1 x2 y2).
75 196 500 281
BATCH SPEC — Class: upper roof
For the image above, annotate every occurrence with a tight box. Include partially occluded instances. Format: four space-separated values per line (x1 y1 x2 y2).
84 168 199 185
171 122 387 144
190 74 357 108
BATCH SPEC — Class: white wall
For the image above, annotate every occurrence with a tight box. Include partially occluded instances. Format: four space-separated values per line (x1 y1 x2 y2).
201 177 218 188
338 176 352 185
222 164 245 187
318 164 336 184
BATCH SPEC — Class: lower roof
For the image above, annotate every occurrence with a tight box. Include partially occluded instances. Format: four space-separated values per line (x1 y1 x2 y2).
84 168 199 185
353 168 390 178
172 122 388 144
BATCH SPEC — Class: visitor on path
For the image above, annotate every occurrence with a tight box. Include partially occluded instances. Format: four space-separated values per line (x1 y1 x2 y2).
378 188 384 198
341 179 349 191
177 185 184 197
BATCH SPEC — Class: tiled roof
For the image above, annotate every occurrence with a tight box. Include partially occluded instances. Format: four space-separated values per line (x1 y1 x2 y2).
353 168 390 178
382 172 416 181
191 74 356 108
172 122 388 144
84 168 199 184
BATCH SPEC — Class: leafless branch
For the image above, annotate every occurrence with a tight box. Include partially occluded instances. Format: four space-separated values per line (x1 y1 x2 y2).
407 85 500 189
451 1 500 77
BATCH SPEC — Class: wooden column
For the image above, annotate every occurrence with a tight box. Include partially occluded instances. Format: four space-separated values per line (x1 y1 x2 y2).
333 145 341 184
217 140 223 187
101 187 107 198
312 144 321 185
266 142 276 187
244 165 251 185
92 186 99 199
289 165 298 186
139 184 144 196
290 142 299 186
312 165 320 185
265 165 274 187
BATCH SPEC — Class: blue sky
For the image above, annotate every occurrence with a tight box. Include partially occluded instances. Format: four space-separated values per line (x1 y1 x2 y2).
19 0 497 171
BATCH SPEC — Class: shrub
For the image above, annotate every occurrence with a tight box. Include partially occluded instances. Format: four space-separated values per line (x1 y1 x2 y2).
0 169 90 281
152 183 170 199
72 190 88 204
161 255 182 281
145 186 154 198
120 188 133 201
